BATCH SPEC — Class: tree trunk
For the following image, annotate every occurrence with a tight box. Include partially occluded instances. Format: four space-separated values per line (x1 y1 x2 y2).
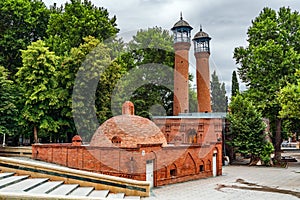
33 126 38 144
274 118 282 163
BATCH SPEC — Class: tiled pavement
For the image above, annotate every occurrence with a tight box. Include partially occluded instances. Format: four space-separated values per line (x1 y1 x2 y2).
143 152 300 200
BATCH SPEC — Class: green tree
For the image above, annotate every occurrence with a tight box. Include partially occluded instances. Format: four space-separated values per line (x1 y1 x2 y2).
16 40 63 143
211 70 227 112
189 86 198 113
118 27 175 118
0 0 50 75
67 37 128 140
278 70 300 119
46 0 119 55
231 70 239 98
0 66 19 136
278 70 300 141
233 7 300 162
226 94 273 165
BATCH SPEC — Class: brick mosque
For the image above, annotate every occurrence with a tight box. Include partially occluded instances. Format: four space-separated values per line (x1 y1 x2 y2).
32 15 225 187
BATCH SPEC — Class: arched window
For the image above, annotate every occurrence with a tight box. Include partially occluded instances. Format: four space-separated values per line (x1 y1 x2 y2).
187 129 197 143
199 160 205 172
111 136 122 144
170 163 177 177
206 160 211 171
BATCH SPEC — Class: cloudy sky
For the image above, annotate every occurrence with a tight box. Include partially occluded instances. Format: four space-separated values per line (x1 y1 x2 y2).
44 0 300 96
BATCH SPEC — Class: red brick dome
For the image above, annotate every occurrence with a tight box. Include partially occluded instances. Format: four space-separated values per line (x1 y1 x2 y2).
90 101 167 148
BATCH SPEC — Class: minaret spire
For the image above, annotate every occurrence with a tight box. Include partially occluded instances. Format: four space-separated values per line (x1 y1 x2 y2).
180 12 183 20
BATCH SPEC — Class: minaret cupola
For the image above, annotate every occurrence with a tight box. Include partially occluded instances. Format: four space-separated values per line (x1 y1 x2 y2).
193 25 211 53
171 13 193 43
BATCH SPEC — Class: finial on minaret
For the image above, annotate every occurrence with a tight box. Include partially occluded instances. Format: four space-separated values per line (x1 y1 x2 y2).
180 12 183 20
200 24 202 31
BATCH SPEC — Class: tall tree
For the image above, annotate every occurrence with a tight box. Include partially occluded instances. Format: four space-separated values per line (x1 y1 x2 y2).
46 0 119 55
16 40 63 143
233 7 300 162
117 27 175 118
226 94 273 165
0 0 50 75
211 70 227 112
0 66 19 136
231 70 239 98
68 37 128 141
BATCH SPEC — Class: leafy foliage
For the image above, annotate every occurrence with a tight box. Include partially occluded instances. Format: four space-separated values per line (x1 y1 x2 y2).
0 66 19 135
0 0 50 75
278 70 300 119
226 94 272 164
46 0 119 55
15 40 63 142
233 7 300 160
119 27 175 118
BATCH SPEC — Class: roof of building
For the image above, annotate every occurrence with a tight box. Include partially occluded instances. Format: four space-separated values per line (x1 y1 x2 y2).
193 26 210 40
171 13 193 31
90 101 167 148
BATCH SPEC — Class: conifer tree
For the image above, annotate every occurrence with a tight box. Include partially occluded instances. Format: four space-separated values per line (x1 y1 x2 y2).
231 70 239 98
211 71 227 112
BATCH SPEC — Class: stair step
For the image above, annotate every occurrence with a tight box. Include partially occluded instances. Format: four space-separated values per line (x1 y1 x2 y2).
27 181 64 194
88 190 109 198
0 178 48 192
0 175 29 189
124 196 141 200
107 193 125 199
48 184 79 195
0 173 15 180
69 187 94 196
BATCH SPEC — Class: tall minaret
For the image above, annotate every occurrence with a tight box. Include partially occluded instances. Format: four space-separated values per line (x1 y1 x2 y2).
171 13 193 116
193 26 212 113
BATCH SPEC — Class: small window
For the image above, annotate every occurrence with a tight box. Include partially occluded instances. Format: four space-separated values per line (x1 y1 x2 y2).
111 136 122 144
200 165 204 172
166 124 171 132
180 125 186 132
198 124 204 132
170 169 177 177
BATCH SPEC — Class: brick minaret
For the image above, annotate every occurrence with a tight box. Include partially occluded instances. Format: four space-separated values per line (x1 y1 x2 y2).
193 26 212 113
171 14 193 116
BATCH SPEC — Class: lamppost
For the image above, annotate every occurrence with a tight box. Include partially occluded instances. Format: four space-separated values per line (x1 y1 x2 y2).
2 133 6 147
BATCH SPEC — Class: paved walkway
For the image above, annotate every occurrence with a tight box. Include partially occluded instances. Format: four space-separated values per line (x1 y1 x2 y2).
143 152 300 200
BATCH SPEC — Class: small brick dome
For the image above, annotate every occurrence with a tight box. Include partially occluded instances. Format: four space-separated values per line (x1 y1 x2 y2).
90 101 167 148
72 135 82 146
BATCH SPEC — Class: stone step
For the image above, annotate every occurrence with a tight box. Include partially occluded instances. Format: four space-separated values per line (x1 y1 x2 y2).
68 186 94 197
107 192 125 199
0 178 48 192
0 173 141 199
27 181 64 194
0 172 15 180
124 196 141 200
0 175 29 189
88 189 110 198
47 184 79 195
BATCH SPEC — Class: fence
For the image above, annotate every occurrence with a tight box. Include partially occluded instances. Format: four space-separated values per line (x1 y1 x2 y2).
0 146 32 158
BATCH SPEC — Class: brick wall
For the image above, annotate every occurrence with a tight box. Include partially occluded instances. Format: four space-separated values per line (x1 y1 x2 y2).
32 142 222 187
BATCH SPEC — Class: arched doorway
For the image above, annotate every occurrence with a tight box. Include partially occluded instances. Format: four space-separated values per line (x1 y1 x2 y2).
212 149 218 177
